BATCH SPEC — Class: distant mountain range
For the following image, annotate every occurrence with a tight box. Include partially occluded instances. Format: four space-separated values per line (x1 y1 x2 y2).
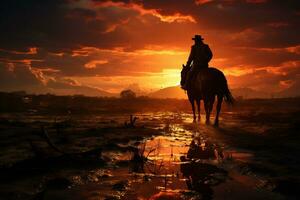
77 87 117 97
53 86 117 97
6 84 299 99
148 86 186 99
50 83 300 99
15 82 298 99
230 87 270 99
147 85 300 99
148 85 268 99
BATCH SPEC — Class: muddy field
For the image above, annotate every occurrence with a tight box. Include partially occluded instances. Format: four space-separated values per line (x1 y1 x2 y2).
0 98 299 200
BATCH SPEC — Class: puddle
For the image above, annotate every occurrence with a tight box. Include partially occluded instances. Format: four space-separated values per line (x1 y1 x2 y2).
72 122 282 200
0 112 285 200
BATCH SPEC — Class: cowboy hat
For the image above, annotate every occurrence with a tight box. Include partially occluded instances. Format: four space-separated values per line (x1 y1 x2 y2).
192 35 204 40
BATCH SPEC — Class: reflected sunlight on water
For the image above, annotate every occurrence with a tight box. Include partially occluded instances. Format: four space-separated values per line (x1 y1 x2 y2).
0 111 285 200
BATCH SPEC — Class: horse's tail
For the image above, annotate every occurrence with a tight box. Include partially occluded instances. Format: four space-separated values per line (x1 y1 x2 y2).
224 87 235 105
222 75 235 105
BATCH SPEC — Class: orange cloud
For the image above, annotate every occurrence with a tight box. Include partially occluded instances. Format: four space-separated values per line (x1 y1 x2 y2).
136 49 187 56
195 0 214 5
0 47 37 55
72 47 99 57
267 22 290 28
246 0 268 3
195 0 268 6
0 58 42 65
84 60 108 69
49 52 65 57
93 0 196 23
222 67 253 76
30 67 48 85
235 45 300 54
286 46 300 55
229 28 263 42
279 80 293 90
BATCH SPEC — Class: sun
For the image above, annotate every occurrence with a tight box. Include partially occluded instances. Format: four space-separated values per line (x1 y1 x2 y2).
160 69 181 88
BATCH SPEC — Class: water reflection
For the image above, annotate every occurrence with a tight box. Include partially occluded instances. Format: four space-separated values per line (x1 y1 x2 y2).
179 139 228 200
131 131 229 200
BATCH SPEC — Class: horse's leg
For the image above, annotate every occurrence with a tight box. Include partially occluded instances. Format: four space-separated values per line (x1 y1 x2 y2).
209 96 215 114
189 98 196 122
196 99 201 122
214 95 223 126
204 98 210 124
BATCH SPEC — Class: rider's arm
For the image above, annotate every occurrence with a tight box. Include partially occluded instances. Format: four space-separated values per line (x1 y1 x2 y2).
186 46 194 67
206 45 213 62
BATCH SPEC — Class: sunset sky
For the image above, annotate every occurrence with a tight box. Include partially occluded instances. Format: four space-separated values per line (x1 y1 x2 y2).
0 0 299 96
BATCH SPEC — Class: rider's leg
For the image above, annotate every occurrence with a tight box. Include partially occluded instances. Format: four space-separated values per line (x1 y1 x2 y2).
183 70 192 89
183 67 195 89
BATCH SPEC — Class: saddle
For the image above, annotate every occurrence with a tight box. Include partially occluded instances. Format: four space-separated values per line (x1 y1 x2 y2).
188 68 209 91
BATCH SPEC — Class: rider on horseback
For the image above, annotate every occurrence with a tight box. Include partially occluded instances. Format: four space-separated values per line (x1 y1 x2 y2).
182 35 213 90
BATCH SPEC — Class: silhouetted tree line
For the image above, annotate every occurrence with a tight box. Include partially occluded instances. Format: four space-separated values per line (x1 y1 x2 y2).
0 91 298 115
0 91 187 114
120 89 136 99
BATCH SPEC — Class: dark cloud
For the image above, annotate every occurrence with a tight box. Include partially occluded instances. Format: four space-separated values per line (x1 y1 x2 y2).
1 0 299 51
0 0 136 52
0 62 44 91
227 62 300 92
46 77 114 96
0 61 113 96
0 0 299 95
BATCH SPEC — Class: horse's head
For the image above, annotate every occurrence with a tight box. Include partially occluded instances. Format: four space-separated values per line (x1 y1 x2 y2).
180 64 189 87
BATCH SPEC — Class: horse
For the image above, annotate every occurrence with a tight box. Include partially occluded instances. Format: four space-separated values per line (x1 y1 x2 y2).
180 64 234 126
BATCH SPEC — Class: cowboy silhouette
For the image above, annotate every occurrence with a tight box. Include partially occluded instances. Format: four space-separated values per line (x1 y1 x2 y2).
182 35 213 90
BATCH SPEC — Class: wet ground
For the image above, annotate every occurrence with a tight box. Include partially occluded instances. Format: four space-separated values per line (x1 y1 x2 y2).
0 108 299 200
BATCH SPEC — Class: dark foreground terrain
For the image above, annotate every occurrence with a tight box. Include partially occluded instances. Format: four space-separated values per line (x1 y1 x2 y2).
0 95 299 200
